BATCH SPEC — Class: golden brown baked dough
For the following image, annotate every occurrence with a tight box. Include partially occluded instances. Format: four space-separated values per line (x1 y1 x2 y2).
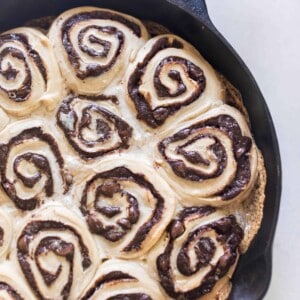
0 6 266 300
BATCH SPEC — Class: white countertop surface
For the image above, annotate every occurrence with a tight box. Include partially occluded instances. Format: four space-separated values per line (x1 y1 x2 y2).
207 0 300 299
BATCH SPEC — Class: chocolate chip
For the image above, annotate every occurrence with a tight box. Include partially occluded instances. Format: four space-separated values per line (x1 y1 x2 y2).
170 220 185 239
56 243 74 257
87 214 103 234
117 218 132 230
96 206 121 218
153 107 169 122
99 179 121 197
106 230 124 242
17 235 30 253
128 205 139 224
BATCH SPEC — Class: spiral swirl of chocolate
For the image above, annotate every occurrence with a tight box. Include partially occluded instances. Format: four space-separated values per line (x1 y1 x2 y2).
158 105 257 204
82 259 165 299
127 35 207 127
81 166 169 257
0 28 62 116
156 207 243 299
17 220 93 300
0 126 69 210
49 7 148 94
0 33 46 102
57 95 132 159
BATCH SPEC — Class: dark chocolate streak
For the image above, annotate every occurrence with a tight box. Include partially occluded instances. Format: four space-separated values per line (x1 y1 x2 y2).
157 207 243 299
0 227 3 247
61 10 141 79
82 271 152 300
127 37 206 127
159 114 252 200
81 167 165 252
0 33 47 102
0 127 66 210
17 220 92 300
57 95 132 159
0 282 24 300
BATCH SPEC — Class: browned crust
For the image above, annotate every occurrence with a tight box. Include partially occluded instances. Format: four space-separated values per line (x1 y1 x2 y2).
218 73 250 123
240 150 266 253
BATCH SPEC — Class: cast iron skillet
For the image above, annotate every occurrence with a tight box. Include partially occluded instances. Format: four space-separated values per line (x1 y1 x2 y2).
0 0 281 299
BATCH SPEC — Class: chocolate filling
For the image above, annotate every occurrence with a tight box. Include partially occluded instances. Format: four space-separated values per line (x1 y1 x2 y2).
0 227 3 247
0 33 47 102
156 207 243 299
57 95 132 159
82 271 152 300
0 127 67 210
108 294 152 300
61 10 141 79
127 37 206 127
81 167 165 252
0 282 24 300
17 220 92 300
159 114 252 200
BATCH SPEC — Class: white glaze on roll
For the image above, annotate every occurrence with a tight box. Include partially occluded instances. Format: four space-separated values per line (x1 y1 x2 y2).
156 104 258 206
81 259 165 299
75 157 176 259
125 34 224 128
0 119 70 210
13 204 100 300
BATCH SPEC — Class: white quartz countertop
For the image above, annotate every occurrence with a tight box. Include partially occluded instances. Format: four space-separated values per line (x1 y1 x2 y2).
207 0 300 299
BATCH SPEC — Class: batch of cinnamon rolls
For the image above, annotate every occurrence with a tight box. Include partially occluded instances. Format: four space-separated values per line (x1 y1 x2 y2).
0 6 266 300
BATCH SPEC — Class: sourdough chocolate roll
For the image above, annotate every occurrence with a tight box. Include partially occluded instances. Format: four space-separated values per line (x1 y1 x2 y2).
0 120 70 210
81 259 165 299
0 27 62 116
76 157 175 259
48 6 149 95
156 104 258 207
56 94 133 160
13 204 100 300
125 34 224 128
149 207 243 299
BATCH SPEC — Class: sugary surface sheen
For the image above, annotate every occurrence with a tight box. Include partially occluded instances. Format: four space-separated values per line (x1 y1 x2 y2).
0 6 266 300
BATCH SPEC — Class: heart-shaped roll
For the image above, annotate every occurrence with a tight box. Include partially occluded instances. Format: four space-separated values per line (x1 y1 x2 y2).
0 27 62 116
49 6 149 94
57 94 133 159
151 207 243 299
14 204 100 300
77 157 175 259
81 259 165 299
0 120 70 210
125 34 224 128
157 104 258 206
